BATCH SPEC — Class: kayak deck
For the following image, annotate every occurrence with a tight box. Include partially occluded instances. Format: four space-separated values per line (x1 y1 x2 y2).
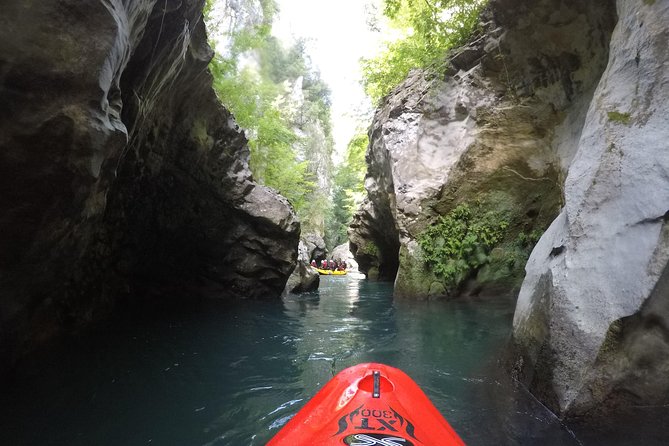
268 362 465 446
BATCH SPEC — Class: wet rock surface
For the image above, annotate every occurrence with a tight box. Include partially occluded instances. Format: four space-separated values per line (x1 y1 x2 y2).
0 0 298 368
330 242 358 272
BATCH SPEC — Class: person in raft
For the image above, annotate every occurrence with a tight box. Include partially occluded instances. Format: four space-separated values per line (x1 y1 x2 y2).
310 259 317 267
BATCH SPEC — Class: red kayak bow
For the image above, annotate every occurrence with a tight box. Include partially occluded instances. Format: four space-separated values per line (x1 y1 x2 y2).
268 362 465 446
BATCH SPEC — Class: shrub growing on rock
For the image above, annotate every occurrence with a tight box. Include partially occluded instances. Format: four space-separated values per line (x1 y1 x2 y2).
418 203 508 294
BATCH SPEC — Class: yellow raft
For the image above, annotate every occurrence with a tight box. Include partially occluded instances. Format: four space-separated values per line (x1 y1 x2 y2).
314 268 347 276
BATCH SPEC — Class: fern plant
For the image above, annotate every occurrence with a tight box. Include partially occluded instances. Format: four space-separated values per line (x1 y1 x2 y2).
418 203 508 293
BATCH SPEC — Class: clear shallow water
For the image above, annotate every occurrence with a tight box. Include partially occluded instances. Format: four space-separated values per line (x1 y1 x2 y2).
1 276 667 445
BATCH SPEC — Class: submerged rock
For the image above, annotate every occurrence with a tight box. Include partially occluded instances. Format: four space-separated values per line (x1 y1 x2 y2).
511 0 669 418
0 0 298 368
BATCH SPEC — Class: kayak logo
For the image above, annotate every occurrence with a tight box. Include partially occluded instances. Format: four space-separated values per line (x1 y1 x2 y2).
335 404 417 440
343 433 414 446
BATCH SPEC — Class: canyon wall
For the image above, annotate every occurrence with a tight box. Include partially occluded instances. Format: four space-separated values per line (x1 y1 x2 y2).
0 0 298 367
512 0 669 417
351 0 669 417
350 0 615 299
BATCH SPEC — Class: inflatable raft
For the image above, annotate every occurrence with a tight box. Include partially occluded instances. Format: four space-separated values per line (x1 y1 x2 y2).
314 267 347 276
267 363 465 446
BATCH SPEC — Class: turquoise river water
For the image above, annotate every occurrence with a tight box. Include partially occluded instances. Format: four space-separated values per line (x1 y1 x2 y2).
1 275 667 445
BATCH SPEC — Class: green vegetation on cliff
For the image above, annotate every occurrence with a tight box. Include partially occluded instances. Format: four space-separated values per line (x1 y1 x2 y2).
205 0 333 223
325 133 368 249
418 203 507 294
607 110 632 125
361 0 487 104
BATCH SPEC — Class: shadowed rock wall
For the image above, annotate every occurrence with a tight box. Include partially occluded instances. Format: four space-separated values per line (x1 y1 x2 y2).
0 0 298 368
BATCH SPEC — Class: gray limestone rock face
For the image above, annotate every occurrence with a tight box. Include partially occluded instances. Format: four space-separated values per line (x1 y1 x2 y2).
349 197 400 281
283 240 319 295
302 232 327 262
330 243 358 272
511 0 669 417
347 0 669 421
0 0 298 368
349 0 615 298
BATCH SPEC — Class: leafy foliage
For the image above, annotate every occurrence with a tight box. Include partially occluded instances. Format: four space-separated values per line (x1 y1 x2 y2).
258 37 334 140
325 133 368 249
361 0 487 103
418 203 508 293
210 62 316 211
203 0 215 19
206 1 333 218
501 228 543 271
607 110 631 125
258 37 308 84
358 241 379 257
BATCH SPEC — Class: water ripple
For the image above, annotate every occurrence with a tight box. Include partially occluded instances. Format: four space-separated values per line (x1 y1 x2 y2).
4 277 647 445
264 398 303 417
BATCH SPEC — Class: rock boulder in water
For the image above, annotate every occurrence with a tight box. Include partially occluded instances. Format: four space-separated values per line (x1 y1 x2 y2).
283 240 319 295
0 0 298 368
330 243 358 272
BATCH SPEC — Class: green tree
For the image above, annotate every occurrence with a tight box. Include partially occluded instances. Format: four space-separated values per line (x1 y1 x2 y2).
325 133 368 249
211 65 317 209
258 37 308 84
206 1 333 219
361 0 487 103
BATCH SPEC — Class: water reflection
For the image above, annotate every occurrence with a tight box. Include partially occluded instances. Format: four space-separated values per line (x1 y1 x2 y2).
279 274 393 420
1 278 667 445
